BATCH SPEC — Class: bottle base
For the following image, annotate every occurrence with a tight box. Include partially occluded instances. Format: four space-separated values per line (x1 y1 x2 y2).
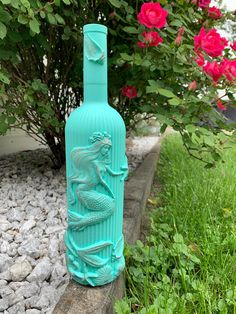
68 257 125 287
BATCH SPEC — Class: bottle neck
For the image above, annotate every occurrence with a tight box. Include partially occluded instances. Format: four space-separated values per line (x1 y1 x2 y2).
83 25 108 105
84 84 108 104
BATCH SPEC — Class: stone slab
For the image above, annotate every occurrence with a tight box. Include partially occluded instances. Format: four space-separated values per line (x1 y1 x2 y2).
123 200 140 218
123 217 141 246
53 274 124 314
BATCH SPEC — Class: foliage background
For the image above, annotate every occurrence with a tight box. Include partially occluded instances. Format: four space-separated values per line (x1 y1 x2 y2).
0 0 235 166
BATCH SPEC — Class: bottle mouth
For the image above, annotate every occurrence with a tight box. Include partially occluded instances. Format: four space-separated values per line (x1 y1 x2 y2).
83 24 107 34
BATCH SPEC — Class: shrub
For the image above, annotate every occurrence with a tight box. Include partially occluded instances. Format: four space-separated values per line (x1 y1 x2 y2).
0 0 235 167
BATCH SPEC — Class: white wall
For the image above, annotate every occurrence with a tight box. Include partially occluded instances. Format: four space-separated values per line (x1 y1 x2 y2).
0 129 46 156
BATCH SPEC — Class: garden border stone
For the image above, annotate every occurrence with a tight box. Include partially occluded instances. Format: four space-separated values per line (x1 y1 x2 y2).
53 137 162 314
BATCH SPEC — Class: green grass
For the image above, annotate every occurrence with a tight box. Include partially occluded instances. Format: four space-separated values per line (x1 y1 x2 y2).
115 134 236 314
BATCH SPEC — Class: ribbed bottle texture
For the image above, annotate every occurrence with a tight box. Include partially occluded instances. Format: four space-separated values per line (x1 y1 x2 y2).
64 24 127 286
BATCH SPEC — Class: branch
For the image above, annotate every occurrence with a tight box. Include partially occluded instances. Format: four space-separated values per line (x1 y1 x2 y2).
179 130 211 165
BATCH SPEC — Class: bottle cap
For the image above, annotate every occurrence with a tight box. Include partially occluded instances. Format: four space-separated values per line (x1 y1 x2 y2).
83 24 107 34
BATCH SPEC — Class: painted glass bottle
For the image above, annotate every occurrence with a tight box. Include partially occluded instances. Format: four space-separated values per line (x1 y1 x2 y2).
64 24 128 286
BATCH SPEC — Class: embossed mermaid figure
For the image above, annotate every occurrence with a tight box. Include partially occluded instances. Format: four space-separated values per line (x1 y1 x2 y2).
67 132 127 231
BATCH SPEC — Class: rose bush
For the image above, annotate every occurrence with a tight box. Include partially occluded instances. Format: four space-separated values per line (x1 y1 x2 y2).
114 0 236 166
0 0 235 167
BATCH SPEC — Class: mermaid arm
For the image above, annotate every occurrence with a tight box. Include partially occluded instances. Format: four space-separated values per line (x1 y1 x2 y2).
106 155 128 181
120 155 128 181
95 165 115 199
105 166 123 176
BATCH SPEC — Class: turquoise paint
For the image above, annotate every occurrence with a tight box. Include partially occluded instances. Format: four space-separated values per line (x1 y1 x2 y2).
64 24 128 286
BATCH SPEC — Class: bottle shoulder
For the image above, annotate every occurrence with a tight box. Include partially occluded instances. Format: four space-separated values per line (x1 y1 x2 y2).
65 103 125 131
67 103 124 120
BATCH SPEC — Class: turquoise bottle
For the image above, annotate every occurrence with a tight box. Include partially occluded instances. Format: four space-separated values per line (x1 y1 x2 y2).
64 24 128 286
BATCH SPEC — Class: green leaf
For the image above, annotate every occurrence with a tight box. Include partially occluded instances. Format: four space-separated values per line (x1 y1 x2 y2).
31 79 48 93
62 0 70 4
0 72 10 84
173 233 184 243
29 18 40 34
108 0 121 8
186 125 196 133
170 20 183 27
160 123 167 133
18 14 28 25
11 0 20 8
55 13 65 24
173 64 184 73
44 3 53 12
47 13 57 24
120 53 133 61
166 26 177 34
0 0 11 4
114 300 130 314
0 9 12 23
0 48 12 59
146 86 156 93
123 26 138 34
141 105 153 112
204 136 215 147
109 28 117 36
227 93 235 101
168 98 181 106
21 0 30 9
0 22 7 39
124 5 134 14
8 32 21 43
134 53 142 65
0 120 8 134
157 88 176 98
146 80 163 93
40 11 45 18
8 116 16 124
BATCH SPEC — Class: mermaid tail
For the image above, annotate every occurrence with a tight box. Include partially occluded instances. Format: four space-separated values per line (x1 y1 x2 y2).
68 190 115 231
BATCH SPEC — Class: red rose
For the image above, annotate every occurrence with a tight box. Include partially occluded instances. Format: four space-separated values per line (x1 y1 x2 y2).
137 41 146 48
198 0 211 8
230 41 236 51
217 100 226 111
137 2 168 29
188 80 197 91
137 31 163 48
121 86 137 99
207 6 222 19
194 27 228 58
221 59 236 82
195 53 205 66
203 61 224 84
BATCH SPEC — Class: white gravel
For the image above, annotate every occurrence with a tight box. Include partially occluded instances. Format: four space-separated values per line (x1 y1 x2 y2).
0 136 159 314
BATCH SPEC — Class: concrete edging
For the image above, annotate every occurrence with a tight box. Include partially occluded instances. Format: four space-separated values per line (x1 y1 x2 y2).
53 138 162 314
